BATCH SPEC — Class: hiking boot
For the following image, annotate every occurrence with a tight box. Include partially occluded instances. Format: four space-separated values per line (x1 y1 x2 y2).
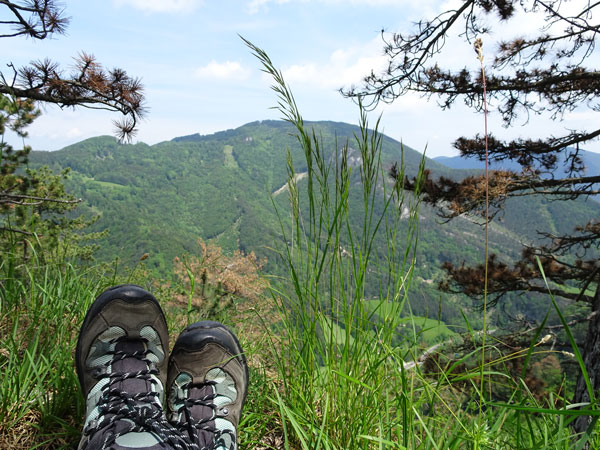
76 284 189 450
167 321 249 450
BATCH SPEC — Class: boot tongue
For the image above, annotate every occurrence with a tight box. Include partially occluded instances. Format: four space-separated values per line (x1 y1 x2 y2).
85 340 167 450
188 384 216 448
113 340 151 396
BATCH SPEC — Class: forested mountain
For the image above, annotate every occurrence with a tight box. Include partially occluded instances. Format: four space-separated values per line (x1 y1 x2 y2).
30 120 600 326
31 120 436 272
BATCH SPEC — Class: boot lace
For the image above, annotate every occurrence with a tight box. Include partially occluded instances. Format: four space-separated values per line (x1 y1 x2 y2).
82 337 195 450
171 380 236 450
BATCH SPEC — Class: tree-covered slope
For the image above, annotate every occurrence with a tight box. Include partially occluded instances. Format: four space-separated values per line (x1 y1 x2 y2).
31 120 442 272
29 120 600 325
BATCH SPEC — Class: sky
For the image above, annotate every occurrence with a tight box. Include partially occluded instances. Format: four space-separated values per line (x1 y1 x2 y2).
3 0 599 157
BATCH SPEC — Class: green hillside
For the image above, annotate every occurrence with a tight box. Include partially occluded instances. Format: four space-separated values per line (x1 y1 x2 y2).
29 120 600 326
30 121 439 270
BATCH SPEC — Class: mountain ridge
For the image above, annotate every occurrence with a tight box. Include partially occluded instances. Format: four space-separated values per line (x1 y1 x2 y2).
28 120 600 326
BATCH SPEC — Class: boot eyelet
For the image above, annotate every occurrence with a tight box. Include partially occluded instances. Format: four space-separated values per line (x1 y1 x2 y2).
84 419 98 435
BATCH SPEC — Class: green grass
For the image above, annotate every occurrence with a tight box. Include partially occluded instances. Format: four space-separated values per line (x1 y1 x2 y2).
362 299 457 344
0 249 104 448
92 179 128 189
0 39 598 450
398 316 456 343
76 174 129 190
0 246 277 449
224 145 239 169
243 38 600 449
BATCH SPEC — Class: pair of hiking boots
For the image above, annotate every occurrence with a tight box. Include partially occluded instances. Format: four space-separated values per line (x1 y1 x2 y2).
75 285 248 450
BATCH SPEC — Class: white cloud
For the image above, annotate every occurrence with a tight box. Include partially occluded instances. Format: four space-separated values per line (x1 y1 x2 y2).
339 0 431 4
67 127 83 139
194 61 251 81
281 37 387 90
247 0 291 14
3 109 115 151
247 0 422 14
113 0 203 13
563 110 598 122
282 63 318 84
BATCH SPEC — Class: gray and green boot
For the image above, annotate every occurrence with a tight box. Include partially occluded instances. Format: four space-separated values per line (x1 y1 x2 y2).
76 285 190 450
167 321 249 450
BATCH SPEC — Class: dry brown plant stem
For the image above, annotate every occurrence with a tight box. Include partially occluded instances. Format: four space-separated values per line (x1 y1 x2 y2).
474 36 490 426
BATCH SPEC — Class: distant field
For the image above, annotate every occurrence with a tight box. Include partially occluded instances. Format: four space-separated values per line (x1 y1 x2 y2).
362 299 457 344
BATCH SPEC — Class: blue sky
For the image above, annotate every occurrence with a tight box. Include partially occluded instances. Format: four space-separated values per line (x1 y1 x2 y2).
4 0 599 157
